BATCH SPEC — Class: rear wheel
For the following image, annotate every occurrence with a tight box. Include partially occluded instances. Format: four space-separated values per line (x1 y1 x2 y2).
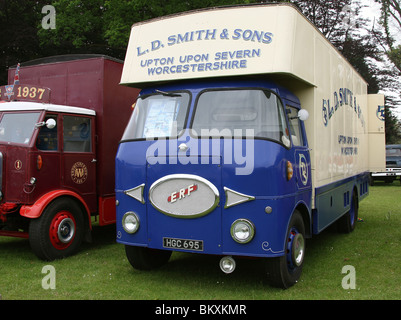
337 190 358 233
125 245 172 270
265 211 306 289
29 198 85 260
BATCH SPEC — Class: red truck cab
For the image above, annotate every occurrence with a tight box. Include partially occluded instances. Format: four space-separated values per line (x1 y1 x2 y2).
0 55 138 260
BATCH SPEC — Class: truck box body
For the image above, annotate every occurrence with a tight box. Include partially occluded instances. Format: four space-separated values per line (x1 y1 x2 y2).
116 4 385 287
1 55 138 260
121 4 384 192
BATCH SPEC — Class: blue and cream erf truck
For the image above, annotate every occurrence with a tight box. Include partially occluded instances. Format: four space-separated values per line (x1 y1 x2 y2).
115 4 385 288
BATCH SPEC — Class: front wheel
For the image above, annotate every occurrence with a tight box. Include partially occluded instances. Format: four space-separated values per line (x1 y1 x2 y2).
265 211 306 289
29 198 85 260
125 245 172 270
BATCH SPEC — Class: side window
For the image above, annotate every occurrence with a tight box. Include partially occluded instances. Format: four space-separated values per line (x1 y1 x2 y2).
63 116 92 152
287 106 304 147
36 115 58 151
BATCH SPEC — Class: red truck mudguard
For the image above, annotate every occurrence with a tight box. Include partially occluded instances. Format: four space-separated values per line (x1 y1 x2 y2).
20 189 91 228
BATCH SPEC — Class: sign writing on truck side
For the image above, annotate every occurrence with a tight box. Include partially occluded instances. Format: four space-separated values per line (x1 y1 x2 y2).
136 28 273 76
322 87 365 128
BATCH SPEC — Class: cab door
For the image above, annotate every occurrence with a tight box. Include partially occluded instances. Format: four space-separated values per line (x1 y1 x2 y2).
33 113 61 200
61 114 97 211
286 105 311 190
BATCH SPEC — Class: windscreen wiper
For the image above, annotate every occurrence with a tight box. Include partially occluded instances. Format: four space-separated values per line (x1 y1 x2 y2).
155 90 182 97
138 90 182 101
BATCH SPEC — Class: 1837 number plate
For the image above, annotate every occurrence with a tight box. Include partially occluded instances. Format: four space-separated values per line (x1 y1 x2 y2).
163 237 203 251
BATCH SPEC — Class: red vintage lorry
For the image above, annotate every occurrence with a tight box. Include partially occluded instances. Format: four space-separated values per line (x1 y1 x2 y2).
0 55 138 260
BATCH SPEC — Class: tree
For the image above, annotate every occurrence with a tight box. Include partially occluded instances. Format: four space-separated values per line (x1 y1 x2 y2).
286 0 382 93
2 0 399 142
0 0 49 84
375 0 401 72
384 97 401 143
37 0 115 57
372 0 401 143
37 0 254 60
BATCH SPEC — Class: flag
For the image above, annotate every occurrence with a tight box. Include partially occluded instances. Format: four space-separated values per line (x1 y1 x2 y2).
14 63 20 85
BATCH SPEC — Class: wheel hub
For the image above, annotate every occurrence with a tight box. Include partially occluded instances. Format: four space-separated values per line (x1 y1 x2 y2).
287 227 305 270
50 211 76 249
57 218 75 243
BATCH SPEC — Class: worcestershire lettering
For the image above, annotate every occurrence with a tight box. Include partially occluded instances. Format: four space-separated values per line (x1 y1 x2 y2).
143 49 260 76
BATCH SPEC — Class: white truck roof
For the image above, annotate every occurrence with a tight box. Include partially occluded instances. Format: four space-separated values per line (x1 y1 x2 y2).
0 101 96 116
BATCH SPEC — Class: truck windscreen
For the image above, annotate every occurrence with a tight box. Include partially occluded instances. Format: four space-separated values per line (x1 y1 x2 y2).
122 92 190 140
192 89 290 145
0 112 41 145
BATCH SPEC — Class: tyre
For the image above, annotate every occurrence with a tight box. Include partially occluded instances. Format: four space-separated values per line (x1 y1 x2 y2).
337 191 358 233
29 198 85 260
125 245 172 270
265 211 306 289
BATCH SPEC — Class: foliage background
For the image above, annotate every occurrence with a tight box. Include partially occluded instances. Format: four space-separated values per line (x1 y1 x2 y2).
0 0 400 142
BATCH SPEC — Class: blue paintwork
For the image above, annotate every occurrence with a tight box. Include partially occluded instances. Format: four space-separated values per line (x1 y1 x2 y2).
313 172 369 234
115 79 362 259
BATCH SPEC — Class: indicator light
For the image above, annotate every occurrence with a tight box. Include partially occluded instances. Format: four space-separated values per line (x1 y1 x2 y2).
37 155 43 170
287 161 293 181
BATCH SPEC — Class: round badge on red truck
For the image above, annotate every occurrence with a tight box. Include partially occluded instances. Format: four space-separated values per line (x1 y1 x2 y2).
149 174 220 219
70 162 88 184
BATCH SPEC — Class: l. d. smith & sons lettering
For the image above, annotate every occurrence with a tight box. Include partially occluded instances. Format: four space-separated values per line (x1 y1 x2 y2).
136 28 273 56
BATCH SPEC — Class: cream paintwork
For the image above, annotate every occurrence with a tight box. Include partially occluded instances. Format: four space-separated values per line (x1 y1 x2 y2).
121 4 319 85
367 94 386 172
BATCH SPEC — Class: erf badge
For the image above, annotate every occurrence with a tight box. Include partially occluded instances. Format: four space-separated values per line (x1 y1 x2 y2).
71 162 88 184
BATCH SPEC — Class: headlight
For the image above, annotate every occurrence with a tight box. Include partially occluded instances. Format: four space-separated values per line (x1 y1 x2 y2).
122 212 140 234
230 219 255 244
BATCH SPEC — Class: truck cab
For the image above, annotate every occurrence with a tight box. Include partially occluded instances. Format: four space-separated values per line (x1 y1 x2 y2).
370 144 401 184
116 79 312 288
0 55 138 260
0 100 96 258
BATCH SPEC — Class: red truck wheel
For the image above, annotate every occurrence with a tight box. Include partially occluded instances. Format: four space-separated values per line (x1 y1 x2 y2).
29 198 85 260
49 211 77 250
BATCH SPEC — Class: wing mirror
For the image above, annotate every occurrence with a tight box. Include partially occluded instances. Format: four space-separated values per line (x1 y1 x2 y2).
35 118 57 129
45 118 57 129
298 109 309 121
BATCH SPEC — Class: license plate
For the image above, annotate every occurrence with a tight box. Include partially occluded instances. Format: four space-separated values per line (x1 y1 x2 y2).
163 237 203 251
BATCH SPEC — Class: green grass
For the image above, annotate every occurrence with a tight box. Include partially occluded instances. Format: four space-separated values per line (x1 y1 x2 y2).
1 183 401 300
